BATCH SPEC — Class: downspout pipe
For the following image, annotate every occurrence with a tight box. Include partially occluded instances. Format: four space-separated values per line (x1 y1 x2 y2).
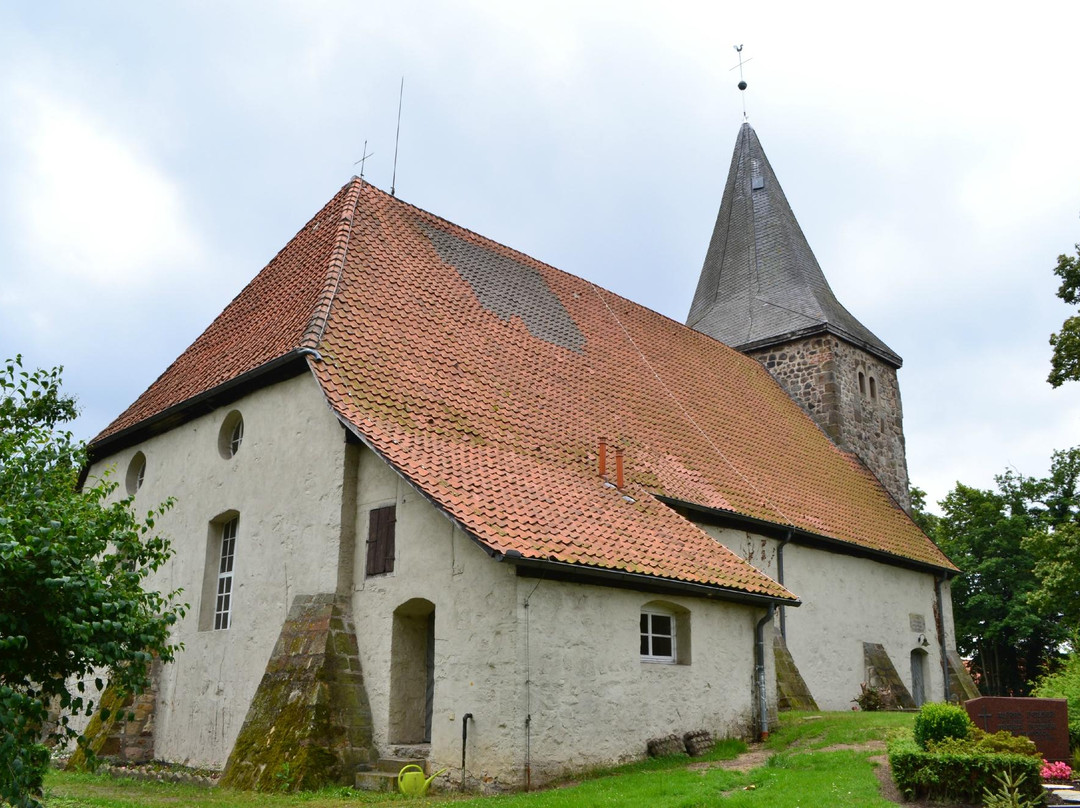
776 530 793 640
935 576 951 701
755 604 775 740
460 713 473 790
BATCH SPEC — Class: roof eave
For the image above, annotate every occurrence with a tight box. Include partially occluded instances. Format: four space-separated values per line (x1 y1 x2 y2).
734 323 903 369
87 348 321 464
331 406 799 606
656 495 958 577
500 552 800 607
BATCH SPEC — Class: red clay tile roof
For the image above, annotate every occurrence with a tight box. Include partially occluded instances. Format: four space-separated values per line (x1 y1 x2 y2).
94 178 956 599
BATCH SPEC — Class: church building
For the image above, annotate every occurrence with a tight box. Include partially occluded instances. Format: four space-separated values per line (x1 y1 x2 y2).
80 123 974 791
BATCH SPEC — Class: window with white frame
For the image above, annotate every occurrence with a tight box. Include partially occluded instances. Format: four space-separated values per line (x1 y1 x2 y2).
213 516 238 630
218 410 244 459
640 608 676 662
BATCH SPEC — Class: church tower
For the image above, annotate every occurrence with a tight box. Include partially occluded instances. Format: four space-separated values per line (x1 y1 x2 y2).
687 124 911 511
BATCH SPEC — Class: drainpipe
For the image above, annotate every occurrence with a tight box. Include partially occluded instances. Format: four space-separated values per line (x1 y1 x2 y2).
460 712 473 790
755 604 775 740
935 576 951 701
776 530 793 640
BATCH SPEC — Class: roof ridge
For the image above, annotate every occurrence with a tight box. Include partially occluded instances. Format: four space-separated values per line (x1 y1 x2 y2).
300 176 365 351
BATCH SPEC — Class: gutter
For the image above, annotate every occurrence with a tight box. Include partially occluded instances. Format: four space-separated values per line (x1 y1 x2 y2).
498 552 798 608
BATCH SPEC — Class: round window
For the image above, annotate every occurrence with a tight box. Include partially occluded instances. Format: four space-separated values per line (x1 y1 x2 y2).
125 451 146 495
218 411 244 459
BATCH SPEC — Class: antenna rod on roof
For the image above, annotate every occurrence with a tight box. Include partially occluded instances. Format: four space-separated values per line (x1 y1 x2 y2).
391 76 404 196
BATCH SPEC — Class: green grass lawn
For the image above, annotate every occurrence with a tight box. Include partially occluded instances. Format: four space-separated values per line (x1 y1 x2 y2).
43 711 916 808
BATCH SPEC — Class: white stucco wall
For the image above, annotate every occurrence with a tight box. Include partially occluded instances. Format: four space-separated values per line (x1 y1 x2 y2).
85 372 347 767
350 447 773 789
704 525 957 711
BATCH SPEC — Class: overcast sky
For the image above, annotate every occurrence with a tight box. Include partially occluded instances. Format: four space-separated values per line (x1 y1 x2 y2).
2 1 1077 512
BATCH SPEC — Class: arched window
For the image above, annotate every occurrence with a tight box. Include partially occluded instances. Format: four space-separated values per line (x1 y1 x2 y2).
200 511 239 631
858 371 866 396
869 376 877 400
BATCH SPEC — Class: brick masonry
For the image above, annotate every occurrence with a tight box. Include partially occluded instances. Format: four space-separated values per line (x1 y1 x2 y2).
65 660 160 770
749 335 911 511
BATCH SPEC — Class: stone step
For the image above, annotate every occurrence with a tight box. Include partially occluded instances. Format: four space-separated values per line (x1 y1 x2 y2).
378 756 427 775
1049 789 1080 805
354 771 399 792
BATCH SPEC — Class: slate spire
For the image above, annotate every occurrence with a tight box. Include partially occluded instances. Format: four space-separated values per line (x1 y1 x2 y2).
686 123 901 368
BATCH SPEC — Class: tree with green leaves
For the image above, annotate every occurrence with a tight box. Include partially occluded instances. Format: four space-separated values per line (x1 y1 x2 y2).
919 449 1080 698
1021 448 1080 635
1048 243 1080 388
934 479 1060 696
0 357 184 807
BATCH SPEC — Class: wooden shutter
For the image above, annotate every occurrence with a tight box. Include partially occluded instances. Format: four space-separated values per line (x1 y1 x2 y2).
366 505 396 576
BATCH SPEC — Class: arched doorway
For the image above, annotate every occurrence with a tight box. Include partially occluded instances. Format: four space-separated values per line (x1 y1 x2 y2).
910 648 928 707
389 598 435 744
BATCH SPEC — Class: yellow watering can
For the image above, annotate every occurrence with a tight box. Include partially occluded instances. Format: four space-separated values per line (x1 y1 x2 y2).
397 764 446 797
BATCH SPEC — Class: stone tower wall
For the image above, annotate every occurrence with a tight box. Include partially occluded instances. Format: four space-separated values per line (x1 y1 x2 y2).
749 335 910 512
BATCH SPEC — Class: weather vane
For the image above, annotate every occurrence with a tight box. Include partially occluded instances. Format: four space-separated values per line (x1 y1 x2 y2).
731 44 752 121
353 140 375 184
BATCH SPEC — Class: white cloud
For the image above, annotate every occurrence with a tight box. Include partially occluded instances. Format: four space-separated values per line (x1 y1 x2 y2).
5 82 201 287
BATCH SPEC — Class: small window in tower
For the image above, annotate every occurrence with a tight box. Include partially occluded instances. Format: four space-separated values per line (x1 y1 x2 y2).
869 376 877 400
858 372 866 396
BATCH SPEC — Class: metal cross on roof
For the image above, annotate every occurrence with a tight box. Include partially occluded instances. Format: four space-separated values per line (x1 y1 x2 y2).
353 140 375 183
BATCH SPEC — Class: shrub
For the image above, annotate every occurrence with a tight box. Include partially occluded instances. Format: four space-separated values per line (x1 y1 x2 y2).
1032 652 1080 751
927 728 1039 757
1041 759 1073 782
852 682 889 711
888 736 1042 804
912 702 972 749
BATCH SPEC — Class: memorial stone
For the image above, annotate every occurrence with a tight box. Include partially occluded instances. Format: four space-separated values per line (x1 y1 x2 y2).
965 696 1069 762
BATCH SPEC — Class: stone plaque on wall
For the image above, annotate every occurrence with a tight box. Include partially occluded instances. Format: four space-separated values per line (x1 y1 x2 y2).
965 697 1069 762
909 613 925 632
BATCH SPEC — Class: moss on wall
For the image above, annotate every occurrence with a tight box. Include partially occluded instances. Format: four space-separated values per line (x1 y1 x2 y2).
218 594 376 792
66 660 159 770
863 642 916 709
773 629 818 711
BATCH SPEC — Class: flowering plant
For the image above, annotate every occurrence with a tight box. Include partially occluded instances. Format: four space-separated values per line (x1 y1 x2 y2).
1041 759 1073 783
